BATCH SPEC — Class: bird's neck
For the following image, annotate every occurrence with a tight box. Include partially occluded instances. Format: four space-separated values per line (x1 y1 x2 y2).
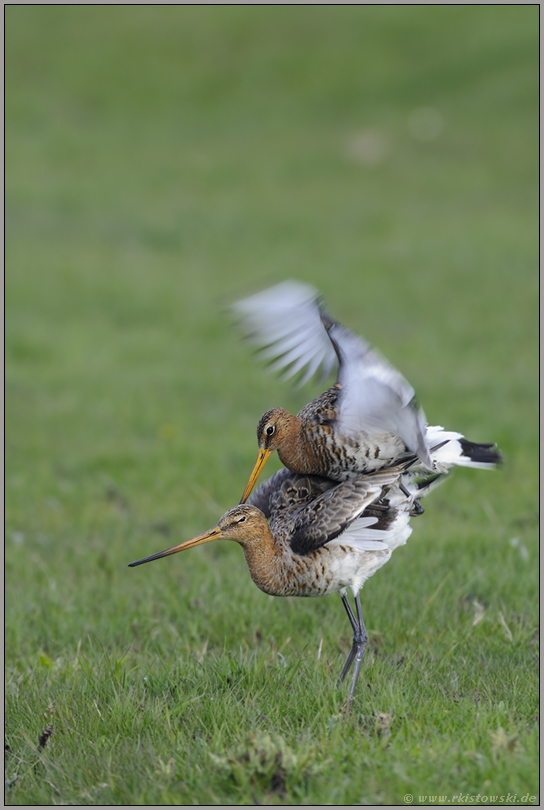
237 529 289 596
276 414 319 475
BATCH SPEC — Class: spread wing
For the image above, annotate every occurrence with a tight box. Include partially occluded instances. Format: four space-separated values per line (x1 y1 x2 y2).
232 280 337 386
233 280 432 468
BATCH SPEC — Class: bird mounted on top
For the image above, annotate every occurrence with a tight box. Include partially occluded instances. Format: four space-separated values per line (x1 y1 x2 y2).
233 280 501 505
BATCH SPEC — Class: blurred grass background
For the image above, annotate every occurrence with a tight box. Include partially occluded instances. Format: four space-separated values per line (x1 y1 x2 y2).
5 5 538 805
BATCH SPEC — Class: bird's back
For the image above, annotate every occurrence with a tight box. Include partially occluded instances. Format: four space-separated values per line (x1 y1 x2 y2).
295 385 411 480
246 467 413 598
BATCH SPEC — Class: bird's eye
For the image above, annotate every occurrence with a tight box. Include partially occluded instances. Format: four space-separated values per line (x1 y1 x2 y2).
266 425 275 436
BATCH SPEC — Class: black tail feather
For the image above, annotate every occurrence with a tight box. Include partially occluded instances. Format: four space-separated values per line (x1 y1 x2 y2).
458 439 502 465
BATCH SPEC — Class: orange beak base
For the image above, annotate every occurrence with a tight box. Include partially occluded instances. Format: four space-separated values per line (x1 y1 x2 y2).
239 448 273 504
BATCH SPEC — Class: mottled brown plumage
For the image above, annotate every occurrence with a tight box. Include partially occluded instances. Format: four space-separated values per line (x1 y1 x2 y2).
129 465 415 698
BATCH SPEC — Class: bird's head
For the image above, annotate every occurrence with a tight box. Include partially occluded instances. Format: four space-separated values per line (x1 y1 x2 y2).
239 408 297 504
128 505 266 568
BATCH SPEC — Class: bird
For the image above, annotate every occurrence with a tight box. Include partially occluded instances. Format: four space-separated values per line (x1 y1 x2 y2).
129 464 417 699
233 280 501 504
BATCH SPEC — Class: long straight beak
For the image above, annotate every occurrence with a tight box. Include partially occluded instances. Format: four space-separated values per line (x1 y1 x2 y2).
128 526 222 567
239 448 273 504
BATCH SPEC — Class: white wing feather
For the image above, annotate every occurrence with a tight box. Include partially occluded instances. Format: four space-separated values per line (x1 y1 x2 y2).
329 322 432 468
233 281 337 385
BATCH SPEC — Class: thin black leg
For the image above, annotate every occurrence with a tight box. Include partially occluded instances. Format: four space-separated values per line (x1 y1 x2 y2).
347 592 368 698
337 592 368 696
340 592 358 633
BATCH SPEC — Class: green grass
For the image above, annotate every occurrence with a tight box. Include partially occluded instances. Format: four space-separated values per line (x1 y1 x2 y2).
5 5 538 805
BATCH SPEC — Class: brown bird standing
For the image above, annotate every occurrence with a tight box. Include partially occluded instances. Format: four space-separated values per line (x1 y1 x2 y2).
129 465 416 699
